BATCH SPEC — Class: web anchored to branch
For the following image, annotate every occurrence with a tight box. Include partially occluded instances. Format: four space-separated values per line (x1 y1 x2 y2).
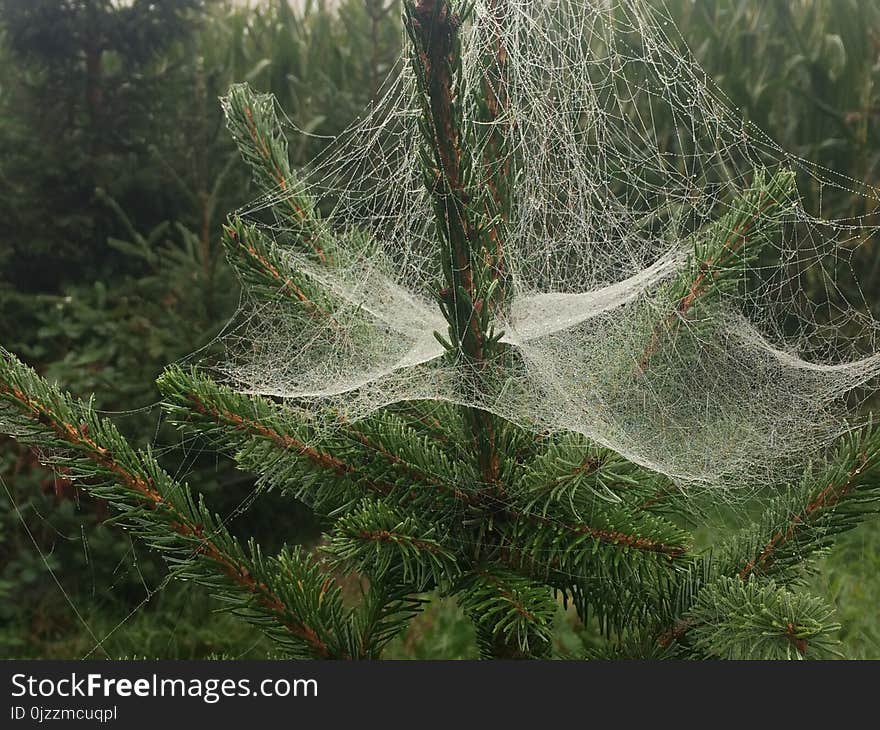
221 0 880 490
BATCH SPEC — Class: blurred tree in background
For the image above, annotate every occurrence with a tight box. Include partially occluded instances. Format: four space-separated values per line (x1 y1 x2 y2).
0 0 401 658
0 0 204 292
1 0 880 659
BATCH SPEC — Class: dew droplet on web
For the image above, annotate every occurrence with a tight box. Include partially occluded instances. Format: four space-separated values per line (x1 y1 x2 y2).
220 0 880 492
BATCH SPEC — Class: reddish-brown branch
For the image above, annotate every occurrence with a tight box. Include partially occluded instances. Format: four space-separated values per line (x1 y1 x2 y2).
0 383 329 657
657 450 873 650
184 389 492 512
481 0 511 295
505 506 686 557
739 450 871 580
241 239 313 306
357 529 445 555
413 1 480 339
656 618 692 648
187 392 479 506
411 0 503 491
341 424 479 504
224 226 344 334
477 569 538 623
785 622 809 656
0 381 335 657
185 394 388 491
241 104 326 262
539 454 603 493
636 195 772 373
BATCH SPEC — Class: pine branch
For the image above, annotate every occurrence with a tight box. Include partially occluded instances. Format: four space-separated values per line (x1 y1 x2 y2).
495 508 684 638
499 502 688 561
655 425 880 653
385 399 467 443
325 500 461 591
222 83 334 262
456 567 557 659
519 431 683 516
159 366 480 514
222 217 335 315
686 577 840 660
346 579 428 659
0 350 348 659
476 0 513 307
340 409 482 504
406 0 478 312
405 0 506 492
502 432 690 596
637 168 797 372
735 425 880 581
159 365 397 515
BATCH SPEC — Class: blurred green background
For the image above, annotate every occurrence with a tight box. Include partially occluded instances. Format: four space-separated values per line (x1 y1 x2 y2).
1 0 879 659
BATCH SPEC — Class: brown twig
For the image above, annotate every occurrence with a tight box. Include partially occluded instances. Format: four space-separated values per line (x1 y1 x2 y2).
0 381 336 658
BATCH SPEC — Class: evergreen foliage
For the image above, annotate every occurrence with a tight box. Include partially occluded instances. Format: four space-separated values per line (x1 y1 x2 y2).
3 0 880 660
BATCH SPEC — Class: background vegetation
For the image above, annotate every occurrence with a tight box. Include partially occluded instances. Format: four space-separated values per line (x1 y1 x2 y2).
1 0 879 659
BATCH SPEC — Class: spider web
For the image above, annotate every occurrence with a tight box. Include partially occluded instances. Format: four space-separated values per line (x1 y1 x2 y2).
6 0 878 663
221 0 880 489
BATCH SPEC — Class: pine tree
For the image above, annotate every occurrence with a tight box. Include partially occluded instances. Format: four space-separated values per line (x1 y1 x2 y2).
3 0 880 660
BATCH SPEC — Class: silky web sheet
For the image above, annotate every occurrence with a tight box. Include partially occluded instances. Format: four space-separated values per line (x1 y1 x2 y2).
222 0 880 488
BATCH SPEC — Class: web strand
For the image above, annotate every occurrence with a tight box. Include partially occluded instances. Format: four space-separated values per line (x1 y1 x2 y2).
222 0 880 490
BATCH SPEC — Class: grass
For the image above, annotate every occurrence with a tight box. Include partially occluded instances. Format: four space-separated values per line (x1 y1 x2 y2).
810 521 880 659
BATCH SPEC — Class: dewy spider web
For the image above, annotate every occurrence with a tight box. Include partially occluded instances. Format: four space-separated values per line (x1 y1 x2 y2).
221 0 880 489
